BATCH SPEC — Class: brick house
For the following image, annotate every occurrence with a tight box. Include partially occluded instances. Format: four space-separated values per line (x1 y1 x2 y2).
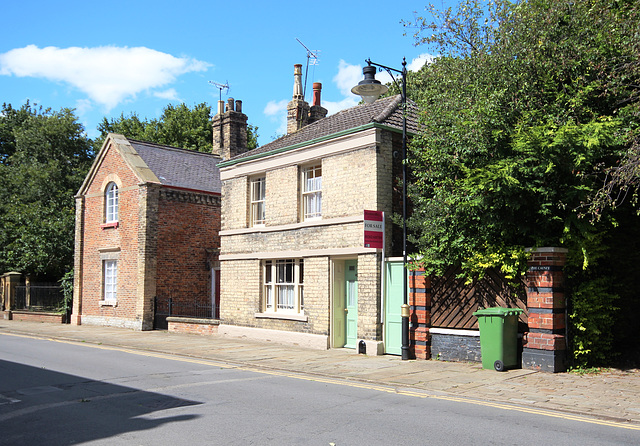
216 65 418 353
72 134 222 330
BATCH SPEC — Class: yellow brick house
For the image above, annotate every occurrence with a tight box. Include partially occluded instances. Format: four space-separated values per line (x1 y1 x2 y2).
216 66 418 353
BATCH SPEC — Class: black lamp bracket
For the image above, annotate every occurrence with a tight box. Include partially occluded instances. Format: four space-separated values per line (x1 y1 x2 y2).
364 58 407 94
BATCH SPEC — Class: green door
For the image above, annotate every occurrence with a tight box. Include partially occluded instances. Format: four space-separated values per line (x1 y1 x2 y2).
384 261 404 355
345 260 358 349
332 261 346 348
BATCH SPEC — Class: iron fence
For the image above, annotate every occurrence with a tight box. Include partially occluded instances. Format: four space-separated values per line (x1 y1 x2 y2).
153 296 215 329
15 285 66 312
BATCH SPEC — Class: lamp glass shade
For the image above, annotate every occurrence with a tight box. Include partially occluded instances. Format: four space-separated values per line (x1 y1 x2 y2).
351 82 388 104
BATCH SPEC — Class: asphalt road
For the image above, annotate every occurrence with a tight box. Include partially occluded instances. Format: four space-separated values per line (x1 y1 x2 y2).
0 334 637 445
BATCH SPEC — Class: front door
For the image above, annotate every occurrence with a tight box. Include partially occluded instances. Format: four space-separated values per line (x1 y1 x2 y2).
331 261 346 348
345 260 358 349
384 261 404 355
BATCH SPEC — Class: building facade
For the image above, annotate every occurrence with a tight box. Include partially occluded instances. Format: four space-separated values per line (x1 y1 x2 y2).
217 68 417 352
72 134 222 330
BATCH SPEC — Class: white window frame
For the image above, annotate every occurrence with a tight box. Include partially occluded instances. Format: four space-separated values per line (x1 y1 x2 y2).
302 165 322 221
103 259 117 303
105 182 119 223
263 259 304 314
250 176 266 226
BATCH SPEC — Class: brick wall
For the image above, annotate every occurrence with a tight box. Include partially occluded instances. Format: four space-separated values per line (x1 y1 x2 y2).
219 259 261 325
221 176 247 231
167 317 220 335
323 147 378 219
265 166 298 226
74 141 222 331
219 127 400 346
10 311 65 324
222 222 364 255
357 253 382 341
409 269 431 359
522 247 568 372
156 189 220 308
76 143 143 328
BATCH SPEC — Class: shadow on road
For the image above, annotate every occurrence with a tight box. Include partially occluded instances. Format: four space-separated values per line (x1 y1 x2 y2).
0 359 202 445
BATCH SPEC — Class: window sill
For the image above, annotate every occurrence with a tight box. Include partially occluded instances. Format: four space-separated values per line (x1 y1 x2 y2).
254 312 308 322
101 222 119 229
99 300 117 307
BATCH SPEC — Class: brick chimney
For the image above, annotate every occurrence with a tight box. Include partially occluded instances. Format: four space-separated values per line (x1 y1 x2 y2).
308 82 328 124
286 64 310 134
212 97 248 160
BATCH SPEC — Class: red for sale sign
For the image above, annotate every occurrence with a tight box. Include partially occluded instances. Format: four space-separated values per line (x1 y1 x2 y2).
364 210 384 249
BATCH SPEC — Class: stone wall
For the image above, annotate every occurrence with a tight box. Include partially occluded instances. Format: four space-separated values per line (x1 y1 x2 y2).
430 330 481 362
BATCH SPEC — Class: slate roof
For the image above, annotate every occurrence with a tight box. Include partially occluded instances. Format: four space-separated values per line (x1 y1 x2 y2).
226 94 419 163
129 140 222 194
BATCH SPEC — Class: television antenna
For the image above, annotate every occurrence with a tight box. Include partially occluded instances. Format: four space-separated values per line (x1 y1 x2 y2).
208 80 230 102
296 38 320 99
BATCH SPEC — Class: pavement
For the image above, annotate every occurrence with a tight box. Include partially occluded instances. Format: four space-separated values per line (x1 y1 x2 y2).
1 318 639 427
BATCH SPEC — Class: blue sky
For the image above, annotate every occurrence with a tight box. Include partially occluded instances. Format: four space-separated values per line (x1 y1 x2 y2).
1 1 449 147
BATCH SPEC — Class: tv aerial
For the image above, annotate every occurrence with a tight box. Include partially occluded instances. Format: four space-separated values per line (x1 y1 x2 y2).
208 80 230 102
296 38 320 99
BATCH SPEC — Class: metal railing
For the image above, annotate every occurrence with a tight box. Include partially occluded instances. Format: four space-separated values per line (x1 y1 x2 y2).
15 285 65 312
153 296 216 329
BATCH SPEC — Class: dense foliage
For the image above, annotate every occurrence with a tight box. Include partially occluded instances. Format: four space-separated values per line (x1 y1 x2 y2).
0 102 94 280
403 0 639 366
95 102 259 153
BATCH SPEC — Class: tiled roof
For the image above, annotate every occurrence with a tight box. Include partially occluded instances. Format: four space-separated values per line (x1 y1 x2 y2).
130 140 222 194
228 94 419 162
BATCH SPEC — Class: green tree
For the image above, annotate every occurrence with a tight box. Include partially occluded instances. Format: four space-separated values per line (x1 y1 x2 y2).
403 0 639 366
0 102 94 280
96 102 259 153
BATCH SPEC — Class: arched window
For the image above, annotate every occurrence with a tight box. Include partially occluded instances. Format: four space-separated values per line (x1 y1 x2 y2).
105 182 119 223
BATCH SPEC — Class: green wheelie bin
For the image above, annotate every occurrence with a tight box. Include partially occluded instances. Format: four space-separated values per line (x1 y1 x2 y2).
473 307 523 371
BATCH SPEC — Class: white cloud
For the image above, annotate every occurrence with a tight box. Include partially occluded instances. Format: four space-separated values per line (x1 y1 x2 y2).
323 97 359 116
264 99 288 117
407 53 435 71
153 88 180 101
263 99 289 137
74 98 93 115
333 60 362 97
0 45 210 110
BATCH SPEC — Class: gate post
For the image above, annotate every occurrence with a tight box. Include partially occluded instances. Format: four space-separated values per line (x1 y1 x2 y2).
409 268 431 359
1 272 22 315
522 247 568 372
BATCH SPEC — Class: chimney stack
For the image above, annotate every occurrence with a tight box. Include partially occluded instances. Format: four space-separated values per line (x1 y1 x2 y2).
212 97 248 160
287 64 310 134
309 82 328 124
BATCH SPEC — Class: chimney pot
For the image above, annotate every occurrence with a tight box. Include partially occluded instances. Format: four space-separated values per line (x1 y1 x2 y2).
312 82 322 107
226 97 235 112
235 100 242 113
293 64 304 100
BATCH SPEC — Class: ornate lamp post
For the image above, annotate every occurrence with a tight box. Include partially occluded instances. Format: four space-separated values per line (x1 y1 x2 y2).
352 58 410 360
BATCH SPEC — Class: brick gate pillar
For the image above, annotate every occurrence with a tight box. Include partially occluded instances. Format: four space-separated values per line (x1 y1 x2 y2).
522 247 568 372
409 268 431 359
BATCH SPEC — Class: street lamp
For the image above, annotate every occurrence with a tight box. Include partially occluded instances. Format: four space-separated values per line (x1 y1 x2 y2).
352 58 411 360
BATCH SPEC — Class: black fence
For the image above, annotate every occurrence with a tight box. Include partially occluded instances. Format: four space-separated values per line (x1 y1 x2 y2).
153 296 216 330
15 285 65 312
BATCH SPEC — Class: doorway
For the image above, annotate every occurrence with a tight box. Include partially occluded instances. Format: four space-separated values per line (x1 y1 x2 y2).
331 259 358 349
